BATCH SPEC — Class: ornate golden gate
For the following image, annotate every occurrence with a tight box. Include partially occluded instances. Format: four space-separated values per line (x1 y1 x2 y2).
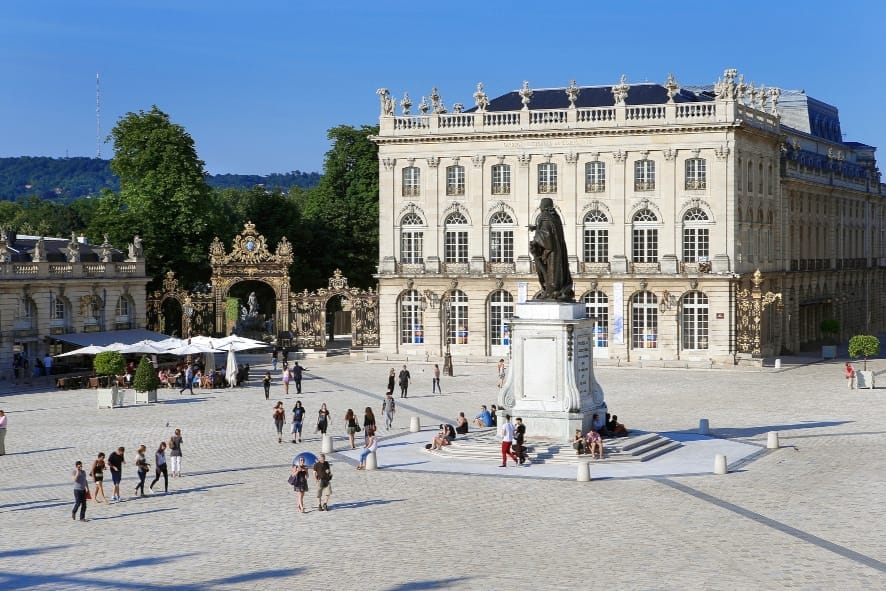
146 272 214 337
290 269 379 352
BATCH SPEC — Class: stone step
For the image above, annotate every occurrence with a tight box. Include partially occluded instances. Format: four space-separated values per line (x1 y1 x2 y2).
427 430 681 464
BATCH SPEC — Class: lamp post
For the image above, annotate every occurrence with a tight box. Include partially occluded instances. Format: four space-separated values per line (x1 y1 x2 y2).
183 298 194 339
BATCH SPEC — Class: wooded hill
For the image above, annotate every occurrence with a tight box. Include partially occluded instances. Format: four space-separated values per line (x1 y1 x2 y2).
0 156 320 202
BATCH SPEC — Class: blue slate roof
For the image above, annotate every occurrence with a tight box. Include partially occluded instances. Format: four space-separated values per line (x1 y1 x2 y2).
474 83 714 112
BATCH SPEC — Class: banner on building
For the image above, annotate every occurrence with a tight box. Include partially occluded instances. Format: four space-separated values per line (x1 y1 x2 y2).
517 282 528 303
612 282 624 345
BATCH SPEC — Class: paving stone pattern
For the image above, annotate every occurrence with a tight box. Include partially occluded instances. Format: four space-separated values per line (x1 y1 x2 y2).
0 356 884 590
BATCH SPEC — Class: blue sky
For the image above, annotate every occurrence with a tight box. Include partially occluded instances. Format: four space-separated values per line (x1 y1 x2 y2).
1 1 884 175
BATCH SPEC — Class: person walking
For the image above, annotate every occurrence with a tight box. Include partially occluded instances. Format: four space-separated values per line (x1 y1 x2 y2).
845 362 856 389
345 409 359 449
179 365 194 395
398 365 411 398
432 364 442 394
382 392 396 430
313 453 332 511
149 441 168 494
273 401 286 444
271 347 278 372
386 368 396 395
71 461 89 521
363 407 377 444
168 429 183 477
291 400 305 443
357 431 378 470
498 414 518 467
289 456 309 513
281 365 291 396
497 359 506 389
89 452 108 504
0 409 7 455
513 417 527 466
292 362 304 394
316 403 330 436
134 445 149 497
262 371 272 400
108 446 125 502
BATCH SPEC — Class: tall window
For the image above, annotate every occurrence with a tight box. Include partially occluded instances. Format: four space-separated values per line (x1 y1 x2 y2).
489 290 514 346
585 161 606 192
115 297 130 318
682 207 710 262
444 212 468 263
746 160 753 192
768 164 774 195
402 166 421 197
681 291 709 350
634 159 655 191
399 290 424 344
632 209 659 263
400 212 424 263
53 298 66 320
583 291 609 347
20 298 35 321
491 164 511 194
489 211 514 263
583 210 609 263
447 290 469 345
446 165 465 196
758 162 764 194
538 162 558 193
685 158 706 190
631 291 658 349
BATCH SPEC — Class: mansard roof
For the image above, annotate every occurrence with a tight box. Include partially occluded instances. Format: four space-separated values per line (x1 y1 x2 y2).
475 83 714 112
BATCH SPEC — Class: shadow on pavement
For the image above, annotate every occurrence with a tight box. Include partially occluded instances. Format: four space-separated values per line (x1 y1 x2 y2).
668 420 851 439
385 578 469 591
328 498 405 511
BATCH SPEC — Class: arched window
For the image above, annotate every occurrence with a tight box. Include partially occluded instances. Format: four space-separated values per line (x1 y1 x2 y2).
447 290 469 345
491 164 511 194
489 211 514 263
583 291 609 347
632 209 658 263
681 291 709 350
585 161 606 192
446 165 465 196
682 207 710 262
488 290 514 346
444 211 468 263
631 291 658 349
402 166 421 197
583 210 609 263
685 158 706 190
634 159 655 191
399 290 424 344
400 212 424 264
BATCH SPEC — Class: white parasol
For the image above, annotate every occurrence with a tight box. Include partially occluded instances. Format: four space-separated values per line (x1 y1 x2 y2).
55 344 106 357
226 348 238 387
167 343 222 356
118 340 168 354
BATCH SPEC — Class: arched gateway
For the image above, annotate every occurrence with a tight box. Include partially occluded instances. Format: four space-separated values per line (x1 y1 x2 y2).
147 222 379 353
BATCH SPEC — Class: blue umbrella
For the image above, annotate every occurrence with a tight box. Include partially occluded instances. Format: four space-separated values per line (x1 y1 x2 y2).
293 452 318 467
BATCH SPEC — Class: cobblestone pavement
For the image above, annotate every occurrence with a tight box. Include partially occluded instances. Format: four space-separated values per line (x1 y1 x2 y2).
0 356 884 590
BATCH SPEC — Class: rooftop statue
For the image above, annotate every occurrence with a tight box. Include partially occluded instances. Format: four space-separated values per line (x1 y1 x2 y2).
529 197 574 302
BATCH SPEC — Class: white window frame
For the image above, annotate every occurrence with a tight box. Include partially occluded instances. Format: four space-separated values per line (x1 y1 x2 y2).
583 210 609 263
632 209 659 263
538 162 558 193
631 291 658 349
685 158 706 190
488 290 514 346
402 166 421 197
491 164 511 195
444 212 469 263
681 291 709 350
585 161 606 192
447 290 469 345
399 290 424 344
446 165 465 196
400 213 424 263
583 291 609 347
634 159 655 191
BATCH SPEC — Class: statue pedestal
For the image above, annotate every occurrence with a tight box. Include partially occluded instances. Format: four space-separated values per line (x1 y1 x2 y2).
498 302 606 442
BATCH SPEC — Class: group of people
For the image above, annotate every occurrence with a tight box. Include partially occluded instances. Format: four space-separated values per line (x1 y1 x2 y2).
12 352 54 381
572 413 629 459
70 429 184 521
288 453 332 513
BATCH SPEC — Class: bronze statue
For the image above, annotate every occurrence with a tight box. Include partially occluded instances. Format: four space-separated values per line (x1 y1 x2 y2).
529 197 574 302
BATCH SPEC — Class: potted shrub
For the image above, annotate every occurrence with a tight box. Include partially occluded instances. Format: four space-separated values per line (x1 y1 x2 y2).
820 318 839 359
848 334 879 389
94 350 126 408
133 355 160 403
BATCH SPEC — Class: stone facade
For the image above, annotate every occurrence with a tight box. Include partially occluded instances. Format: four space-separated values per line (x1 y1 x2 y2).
372 71 886 363
0 231 148 376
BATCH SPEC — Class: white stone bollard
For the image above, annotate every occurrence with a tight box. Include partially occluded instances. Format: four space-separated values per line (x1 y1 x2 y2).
699 418 710 435
766 431 780 449
365 451 378 470
409 416 421 433
576 461 591 482
321 434 333 454
774 358 781 369
714 454 728 475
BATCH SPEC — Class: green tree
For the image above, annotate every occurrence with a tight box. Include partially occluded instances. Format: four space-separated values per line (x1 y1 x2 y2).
133 355 161 392
109 106 215 288
300 125 379 289
94 351 125 378
848 334 880 370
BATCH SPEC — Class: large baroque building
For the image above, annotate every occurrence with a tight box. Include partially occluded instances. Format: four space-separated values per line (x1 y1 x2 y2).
372 70 886 363
0 231 148 376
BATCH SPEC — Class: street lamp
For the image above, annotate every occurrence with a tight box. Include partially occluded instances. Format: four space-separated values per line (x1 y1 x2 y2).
183 298 194 339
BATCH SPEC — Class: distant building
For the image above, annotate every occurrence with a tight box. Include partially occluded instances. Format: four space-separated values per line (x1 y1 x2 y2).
0 230 148 377
372 70 886 363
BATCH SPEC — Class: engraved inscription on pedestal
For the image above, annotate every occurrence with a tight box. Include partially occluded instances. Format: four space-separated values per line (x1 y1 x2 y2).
576 336 590 397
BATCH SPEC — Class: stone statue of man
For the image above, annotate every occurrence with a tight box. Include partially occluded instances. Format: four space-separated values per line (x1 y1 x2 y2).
529 197 574 302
